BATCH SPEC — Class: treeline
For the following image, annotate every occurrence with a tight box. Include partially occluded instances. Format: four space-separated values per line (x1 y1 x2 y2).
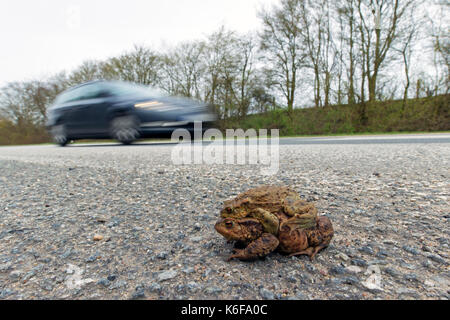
225 94 449 135
0 0 448 145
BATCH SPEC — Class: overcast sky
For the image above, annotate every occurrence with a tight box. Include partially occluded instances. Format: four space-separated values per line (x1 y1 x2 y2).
0 0 278 86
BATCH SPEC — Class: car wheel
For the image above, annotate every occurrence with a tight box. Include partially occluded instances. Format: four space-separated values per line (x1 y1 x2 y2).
110 115 140 145
51 124 68 146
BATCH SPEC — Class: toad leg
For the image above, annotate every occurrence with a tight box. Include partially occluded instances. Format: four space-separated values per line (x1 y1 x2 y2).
248 208 279 235
227 233 279 261
283 196 317 217
288 216 334 261
288 243 329 261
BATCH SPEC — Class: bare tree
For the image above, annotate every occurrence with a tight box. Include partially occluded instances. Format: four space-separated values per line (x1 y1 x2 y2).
356 0 418 102
259 0 306 113
201 27 256 119
0 82 39 126
336 0 358 104
230 34 260 117
67 60 109 86
103 45 162 86
394 19 418 108
201 27 236 110
428 0 450 95
299 0 338 107
160 41 205 98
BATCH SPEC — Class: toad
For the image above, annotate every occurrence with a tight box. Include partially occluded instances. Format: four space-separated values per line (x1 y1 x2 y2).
215 186 334 261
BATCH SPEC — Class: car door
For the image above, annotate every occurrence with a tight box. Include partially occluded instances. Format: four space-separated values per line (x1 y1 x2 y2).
55 88 84 137
69 84 111 137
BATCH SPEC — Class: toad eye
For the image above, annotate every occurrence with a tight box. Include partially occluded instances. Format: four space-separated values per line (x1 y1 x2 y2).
225 220 234 228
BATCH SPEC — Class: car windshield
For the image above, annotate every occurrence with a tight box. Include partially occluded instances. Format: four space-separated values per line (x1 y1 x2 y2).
107 82 166 98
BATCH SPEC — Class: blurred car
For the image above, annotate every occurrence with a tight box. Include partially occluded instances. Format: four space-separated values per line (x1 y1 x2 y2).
45 80 217 146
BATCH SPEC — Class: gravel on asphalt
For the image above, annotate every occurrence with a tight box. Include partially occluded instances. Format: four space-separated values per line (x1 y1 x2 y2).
0 140 448 300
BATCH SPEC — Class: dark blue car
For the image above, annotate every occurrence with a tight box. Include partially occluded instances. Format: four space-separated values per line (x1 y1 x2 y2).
45 80 217 146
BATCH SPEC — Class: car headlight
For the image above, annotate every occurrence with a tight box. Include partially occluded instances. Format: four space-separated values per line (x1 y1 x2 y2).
134 101 163 109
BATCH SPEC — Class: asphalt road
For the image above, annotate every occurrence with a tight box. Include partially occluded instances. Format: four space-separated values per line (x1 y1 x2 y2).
278 133 450 145
0 133 448 300
76 132 450 146
22 132 450 148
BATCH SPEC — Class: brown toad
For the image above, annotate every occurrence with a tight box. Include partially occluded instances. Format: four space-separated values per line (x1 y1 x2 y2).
215 186 334 261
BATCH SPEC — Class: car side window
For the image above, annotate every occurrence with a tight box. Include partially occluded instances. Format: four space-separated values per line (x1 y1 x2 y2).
56 89 83 104
56 83 110 104
77 84 109 100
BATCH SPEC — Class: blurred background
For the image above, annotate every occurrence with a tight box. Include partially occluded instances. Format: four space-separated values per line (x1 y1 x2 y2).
0 0 448 145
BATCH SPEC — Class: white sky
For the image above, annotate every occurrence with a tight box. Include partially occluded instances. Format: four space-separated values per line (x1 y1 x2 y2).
0 0 278 86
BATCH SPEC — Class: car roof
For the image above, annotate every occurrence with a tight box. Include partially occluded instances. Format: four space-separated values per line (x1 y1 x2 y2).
66 79 106 92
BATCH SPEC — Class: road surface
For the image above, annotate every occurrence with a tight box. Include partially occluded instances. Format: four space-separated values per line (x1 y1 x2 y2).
0 133 448 299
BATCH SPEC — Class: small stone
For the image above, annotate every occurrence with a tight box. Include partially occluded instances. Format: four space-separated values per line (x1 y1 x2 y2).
8 270 23 282
362 265 383 292
361 274 383 292
148 283 161 292
40 280 54 291
107 275 117 281
346 266 363 274
0 263 12 273
404 273 420 282
397 287 416 295
107 219 120 228
365 265 381 275
304 263 317 273
260 288 275 300
368 259 388 266
383 267 401 278
203 268 212 277
294 292 308 300
191 236 203 243
336 253 350 261
109 280 127 290
204 286 222 295
359 246 374 255
431 275 450 287
60 250 73 259
341 276 359 285
402 245 419 255
427 254 446 264
422 260 433 269
0 289 14 298
182 267 195 274
22 271 35 283
157 252 169 260
86 253 100 263
186 282 200 292
97 279 110 287
157 270 178 281
351 259 368 267
93 235 104 241
319 269 328 276
131 289 146 299
376 250 389 258
329 266 347 275
424 280 435 287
